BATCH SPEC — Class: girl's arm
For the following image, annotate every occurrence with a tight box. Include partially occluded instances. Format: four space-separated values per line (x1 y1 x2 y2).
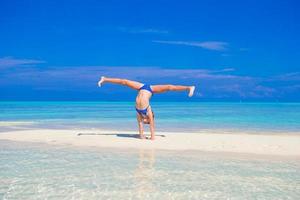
137 114 146 139
148 112 155 140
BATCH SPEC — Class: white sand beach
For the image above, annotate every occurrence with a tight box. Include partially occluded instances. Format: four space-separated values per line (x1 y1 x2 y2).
1 129 300 156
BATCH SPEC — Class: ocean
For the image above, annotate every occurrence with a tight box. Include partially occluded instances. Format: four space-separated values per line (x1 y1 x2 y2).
0 101 299 133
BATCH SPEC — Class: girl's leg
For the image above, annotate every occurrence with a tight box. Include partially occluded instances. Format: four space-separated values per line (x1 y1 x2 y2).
151 84 195 97
98 76 143 90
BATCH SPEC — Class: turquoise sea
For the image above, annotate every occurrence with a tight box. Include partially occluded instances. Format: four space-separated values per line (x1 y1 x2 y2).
0 101 299 133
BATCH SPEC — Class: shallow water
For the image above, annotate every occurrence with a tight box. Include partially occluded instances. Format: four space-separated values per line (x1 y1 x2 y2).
0 101 300 133
0 141 299 200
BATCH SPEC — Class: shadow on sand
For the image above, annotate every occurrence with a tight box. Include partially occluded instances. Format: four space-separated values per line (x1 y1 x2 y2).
77 133 166 139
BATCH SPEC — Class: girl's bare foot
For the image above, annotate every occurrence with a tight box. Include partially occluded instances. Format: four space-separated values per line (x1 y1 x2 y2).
98 76 105 87
139 134 146 139
149 136 155 140
188 86 195 97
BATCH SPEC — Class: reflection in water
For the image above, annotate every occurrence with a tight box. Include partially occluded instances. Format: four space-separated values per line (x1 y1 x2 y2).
134 149 156 198
1 141 300 199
